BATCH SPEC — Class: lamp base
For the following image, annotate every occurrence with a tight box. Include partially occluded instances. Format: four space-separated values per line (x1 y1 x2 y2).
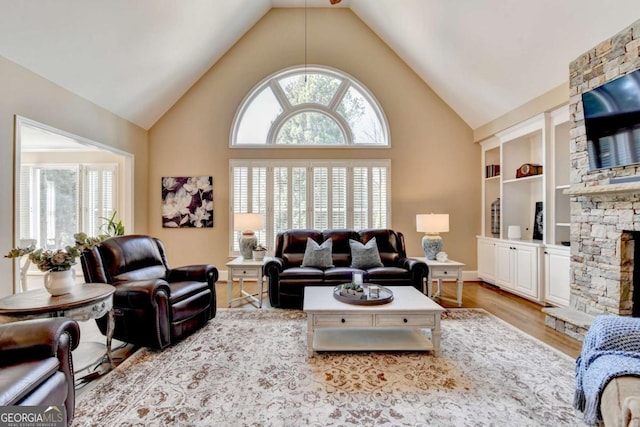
239 235 258 260
422 234 443 260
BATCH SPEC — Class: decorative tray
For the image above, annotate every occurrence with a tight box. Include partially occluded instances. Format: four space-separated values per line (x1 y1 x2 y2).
332 284 394 306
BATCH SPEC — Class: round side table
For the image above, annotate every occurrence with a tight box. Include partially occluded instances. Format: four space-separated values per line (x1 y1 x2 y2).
0 283 116 371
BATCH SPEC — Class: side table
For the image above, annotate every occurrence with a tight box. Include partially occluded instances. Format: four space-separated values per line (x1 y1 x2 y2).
413 257 465 307
0 283 116 372
225 256 266 308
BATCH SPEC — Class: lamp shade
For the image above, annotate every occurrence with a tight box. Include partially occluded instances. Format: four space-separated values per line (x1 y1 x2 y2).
416 214 449 234
234 213 263 232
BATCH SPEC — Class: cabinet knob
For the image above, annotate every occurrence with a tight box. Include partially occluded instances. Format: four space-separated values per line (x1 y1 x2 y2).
443 271 448 275
403 318 408 323
341 318 346 323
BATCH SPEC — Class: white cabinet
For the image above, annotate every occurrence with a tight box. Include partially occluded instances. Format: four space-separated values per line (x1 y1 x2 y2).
544 246 570 307
494 240 541 300
477 237 496 283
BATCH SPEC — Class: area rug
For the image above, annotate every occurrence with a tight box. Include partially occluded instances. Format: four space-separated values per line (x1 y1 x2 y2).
72 309 584 426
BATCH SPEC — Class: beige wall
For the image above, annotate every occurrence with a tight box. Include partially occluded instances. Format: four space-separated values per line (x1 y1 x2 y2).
473 82 569 142
149 8 479 271
0 56 149 297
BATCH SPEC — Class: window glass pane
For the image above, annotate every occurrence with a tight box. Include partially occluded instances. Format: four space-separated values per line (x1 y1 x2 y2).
278 73 341 106
37 167 79 248
236 87 282 145
276 112 345 145
337 86 385 145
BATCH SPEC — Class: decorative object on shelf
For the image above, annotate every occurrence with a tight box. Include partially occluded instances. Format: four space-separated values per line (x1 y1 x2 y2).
416 213 450 260
533 201 543 240
435 252 448 262
44 269 76 296
516 163 543 179
234 213 263 260
491 198 501 236
161 176 213 228
485 164 501 178
507 225 522 240
4 232 104 296
252 244 267 261
333 284 394 305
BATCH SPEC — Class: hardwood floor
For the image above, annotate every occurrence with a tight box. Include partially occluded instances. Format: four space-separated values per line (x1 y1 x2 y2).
217 280 583 359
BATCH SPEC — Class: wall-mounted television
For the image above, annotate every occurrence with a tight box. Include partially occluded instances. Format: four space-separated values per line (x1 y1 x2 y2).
583 69 640 170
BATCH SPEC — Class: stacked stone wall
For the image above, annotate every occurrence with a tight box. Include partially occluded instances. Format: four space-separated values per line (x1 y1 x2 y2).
569 19 640 316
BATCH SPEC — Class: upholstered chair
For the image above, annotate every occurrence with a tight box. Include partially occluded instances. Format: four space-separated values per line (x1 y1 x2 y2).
80 235 218 349
0 317 80 425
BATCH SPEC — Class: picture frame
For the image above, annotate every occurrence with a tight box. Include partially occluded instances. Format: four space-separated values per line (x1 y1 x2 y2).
161 176 213 228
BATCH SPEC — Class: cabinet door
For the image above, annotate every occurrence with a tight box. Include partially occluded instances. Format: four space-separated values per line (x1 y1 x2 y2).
477 238 496 283
513 244 539 299
544 248 570 306
495 242 514 289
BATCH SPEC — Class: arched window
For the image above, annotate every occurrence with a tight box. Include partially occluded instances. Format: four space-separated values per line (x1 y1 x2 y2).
231 65 389 146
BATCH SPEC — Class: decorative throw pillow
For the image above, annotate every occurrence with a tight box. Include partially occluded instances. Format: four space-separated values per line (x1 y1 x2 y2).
301 238 334 269
350 237 384 269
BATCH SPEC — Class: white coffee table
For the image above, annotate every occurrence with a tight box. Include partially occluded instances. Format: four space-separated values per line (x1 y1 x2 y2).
303 285 445 358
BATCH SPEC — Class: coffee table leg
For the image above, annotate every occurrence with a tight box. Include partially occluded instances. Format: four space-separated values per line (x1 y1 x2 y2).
106 308 115 368
307 317 315 357
431 326 441 356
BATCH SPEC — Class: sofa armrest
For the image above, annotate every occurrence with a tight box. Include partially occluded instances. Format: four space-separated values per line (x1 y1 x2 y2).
0 318 80 365
264 257 285 307
167 265 219 284
398 257 429 292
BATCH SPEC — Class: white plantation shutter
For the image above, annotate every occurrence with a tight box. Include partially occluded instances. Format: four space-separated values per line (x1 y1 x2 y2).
352 167 368 230
313 167 328 230
83 164 117 238
230 160 390 254
19 166 33 241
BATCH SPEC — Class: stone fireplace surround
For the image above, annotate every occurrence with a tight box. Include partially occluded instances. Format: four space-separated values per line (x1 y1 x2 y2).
543 18 640 340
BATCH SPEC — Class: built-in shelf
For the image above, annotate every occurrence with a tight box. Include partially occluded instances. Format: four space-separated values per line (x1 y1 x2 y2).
556 223 570 227
555 184 570 190
503 175 543 185
564 182 640 195
485 175 500 181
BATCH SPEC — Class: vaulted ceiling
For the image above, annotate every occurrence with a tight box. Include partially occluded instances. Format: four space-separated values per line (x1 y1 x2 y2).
0 0 637 130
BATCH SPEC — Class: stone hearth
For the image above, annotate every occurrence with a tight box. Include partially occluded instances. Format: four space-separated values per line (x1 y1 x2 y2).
543 18 640 340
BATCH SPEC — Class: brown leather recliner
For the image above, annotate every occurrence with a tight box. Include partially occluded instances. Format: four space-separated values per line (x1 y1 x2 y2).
0 317 80 425
80 235 218 349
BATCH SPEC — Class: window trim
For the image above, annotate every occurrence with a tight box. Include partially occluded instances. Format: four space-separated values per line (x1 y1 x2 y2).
229 159 391 256
230 65 390 148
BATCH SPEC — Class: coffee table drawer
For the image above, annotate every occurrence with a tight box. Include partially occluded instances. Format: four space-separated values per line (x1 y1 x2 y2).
375 314 435 327
314 314 373 327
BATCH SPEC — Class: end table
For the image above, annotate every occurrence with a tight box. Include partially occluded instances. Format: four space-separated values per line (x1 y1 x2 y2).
413 257 465 307
225 256 267 308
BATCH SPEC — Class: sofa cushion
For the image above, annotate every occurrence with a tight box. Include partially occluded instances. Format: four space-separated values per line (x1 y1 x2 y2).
301 238 334 269
349 237 383 269
324 267 365 283
366 266 411 282
280 267 324 282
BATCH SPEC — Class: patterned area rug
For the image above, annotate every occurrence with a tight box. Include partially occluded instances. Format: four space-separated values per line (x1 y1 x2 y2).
72 309 584 426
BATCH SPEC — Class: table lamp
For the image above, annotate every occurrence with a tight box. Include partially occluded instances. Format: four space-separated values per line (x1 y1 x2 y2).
416 213 450 260
234 213 263 259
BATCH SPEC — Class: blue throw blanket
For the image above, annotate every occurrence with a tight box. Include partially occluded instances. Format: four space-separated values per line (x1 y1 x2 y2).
574 315 640 425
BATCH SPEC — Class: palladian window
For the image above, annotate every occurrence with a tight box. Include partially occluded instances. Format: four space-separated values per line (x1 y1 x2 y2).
231 66 389 147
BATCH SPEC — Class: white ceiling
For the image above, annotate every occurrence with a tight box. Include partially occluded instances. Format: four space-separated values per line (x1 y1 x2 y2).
0 0 637 130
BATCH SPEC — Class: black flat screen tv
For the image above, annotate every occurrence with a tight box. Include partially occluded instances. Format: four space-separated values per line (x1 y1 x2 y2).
582 69 640 170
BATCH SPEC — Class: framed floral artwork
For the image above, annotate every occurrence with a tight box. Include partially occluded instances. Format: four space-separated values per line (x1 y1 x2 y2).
161 176 213 228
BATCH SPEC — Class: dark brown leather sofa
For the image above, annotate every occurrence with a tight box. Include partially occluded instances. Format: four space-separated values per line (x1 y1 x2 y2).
80 234 218 349
0 317 80 425
265 229 428 308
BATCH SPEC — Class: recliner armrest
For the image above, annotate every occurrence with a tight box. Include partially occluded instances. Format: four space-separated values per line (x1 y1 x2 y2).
167 265 219 284
398 257 428 273
0 318 80 365
112 279 172 307
264 257 284 273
